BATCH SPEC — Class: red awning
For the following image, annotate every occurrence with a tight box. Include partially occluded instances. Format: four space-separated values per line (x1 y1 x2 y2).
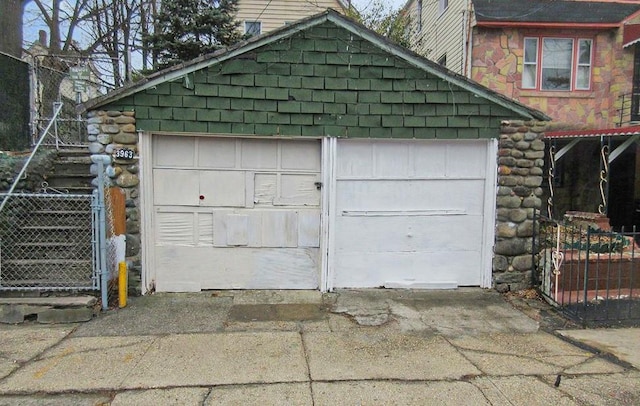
545 125 640 139
624 24 640 48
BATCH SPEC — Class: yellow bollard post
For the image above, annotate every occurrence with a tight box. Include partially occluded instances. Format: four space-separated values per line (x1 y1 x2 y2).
118 262 127 308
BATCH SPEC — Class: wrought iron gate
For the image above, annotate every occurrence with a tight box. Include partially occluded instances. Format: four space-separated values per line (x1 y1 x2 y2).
534 213 640 326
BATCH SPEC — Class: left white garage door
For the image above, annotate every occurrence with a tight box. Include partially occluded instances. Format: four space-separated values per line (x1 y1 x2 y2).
150 135 322 292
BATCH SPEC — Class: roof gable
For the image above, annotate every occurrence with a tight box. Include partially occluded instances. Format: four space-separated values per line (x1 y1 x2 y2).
474 0 640 26
82 10 546 123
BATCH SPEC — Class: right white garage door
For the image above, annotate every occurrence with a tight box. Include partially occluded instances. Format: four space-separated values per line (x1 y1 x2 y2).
332 139 495 288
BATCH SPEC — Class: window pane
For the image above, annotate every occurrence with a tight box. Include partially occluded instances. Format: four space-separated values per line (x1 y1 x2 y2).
576 66 590 89
542 39 572 90
524 38 537 63
523 65 536 88
245 21 261 36
579 39 591 64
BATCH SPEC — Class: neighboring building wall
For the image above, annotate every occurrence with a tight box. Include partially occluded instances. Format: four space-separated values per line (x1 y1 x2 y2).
404 0 469 74
494 119 547 292
236 0 347 35
471 26 634 129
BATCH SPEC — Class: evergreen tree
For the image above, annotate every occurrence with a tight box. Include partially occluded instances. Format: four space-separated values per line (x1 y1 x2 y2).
146 0 243 69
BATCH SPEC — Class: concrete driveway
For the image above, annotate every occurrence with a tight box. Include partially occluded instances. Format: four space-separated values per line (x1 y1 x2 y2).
0 289 638 405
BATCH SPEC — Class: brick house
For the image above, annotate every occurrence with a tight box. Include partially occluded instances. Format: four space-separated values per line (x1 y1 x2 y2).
402 0 640 229
81 10 549 294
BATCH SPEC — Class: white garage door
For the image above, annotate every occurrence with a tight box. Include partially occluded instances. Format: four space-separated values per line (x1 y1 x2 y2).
332 139 495 289
151 135 322 292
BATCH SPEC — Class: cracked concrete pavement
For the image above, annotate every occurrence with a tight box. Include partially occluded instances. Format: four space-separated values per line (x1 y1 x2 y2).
0 288 638 405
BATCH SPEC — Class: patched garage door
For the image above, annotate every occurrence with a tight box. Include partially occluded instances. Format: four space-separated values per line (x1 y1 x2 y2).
332 139 494 288
151 135 322 291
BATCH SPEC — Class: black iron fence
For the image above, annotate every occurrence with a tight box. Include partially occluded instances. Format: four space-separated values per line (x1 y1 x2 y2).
533 214 640 326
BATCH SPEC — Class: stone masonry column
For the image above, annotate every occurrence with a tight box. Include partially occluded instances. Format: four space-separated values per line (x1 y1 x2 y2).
87 110 142 295
493 120 547 292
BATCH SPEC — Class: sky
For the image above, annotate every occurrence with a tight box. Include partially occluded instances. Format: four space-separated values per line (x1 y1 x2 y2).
23 0 409 46
351 0 407 13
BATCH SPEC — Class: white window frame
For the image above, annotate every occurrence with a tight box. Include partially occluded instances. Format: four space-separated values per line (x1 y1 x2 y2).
522 36 593 92
244 21 262 36
575 39 593 90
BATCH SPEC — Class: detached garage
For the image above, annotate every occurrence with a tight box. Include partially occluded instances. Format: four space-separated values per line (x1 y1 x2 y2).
82 10 549 293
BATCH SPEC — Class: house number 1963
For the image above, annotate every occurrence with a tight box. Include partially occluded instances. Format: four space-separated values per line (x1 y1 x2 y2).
113 148 135 160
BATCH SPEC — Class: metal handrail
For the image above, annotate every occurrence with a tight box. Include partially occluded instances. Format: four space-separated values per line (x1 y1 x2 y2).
0 102 63 214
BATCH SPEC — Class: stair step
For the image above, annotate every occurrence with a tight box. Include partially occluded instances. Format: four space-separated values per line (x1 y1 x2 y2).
3 259 92 265
30 210 90 215
56 148 89 157
14 242 77 247
0 296 97 306
0 295 97 324
19 225 90 230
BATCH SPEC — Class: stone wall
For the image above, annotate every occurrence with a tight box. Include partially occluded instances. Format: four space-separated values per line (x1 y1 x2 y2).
87 110 142 295
493 119 547 292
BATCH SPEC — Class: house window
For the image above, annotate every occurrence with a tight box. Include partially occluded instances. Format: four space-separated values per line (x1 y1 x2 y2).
438 0 448 15
417 0 423 32
437 54 447 67
522 37 593 91
245 21 261 37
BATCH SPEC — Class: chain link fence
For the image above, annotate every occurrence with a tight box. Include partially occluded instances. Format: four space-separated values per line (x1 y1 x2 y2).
28 54 114 147
0 192 98 290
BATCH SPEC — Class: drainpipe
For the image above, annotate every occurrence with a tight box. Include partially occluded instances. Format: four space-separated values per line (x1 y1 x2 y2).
464 0 473 79
93 157 110 311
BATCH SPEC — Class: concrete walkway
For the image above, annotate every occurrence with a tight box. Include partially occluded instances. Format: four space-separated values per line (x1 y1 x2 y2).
0 289 638 405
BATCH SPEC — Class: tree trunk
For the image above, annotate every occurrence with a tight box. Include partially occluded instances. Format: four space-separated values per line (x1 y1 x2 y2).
0 0 25 57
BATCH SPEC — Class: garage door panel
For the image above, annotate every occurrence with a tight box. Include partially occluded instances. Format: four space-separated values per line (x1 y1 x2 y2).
153 169 200 206
277 174 320 206
334 251 481 288
298 211 321 248
336 142 374 177
445 141 487 177
335 215 483 253
153 137 322 291
373 142 411 177
156 212 195 245
154 135 195 167
241 139 278 169
155 246 319 291
281 141 321 170
336 180 485 214
333 139 491 289
197 137 237 168
261 211 298 247
254 173 277 204
411 142 447 176
199 170 246 207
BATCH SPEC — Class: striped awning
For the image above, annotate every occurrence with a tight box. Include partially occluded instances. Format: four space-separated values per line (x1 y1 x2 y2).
545 125 640 139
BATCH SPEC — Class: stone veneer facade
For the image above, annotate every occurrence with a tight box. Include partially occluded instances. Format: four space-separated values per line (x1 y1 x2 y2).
86 110 546 294
471 26 635 129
